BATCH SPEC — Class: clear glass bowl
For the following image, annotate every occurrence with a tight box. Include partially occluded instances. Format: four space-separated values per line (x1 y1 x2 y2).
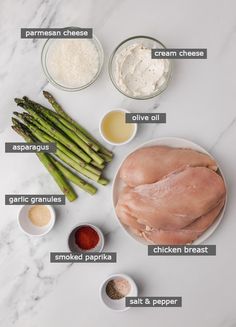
109 35 172 100
41 30 104 92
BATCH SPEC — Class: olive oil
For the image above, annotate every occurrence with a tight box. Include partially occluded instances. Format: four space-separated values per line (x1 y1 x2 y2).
101 110 135 144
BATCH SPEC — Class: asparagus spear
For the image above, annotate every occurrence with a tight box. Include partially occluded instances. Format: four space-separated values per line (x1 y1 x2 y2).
29 116 104 173
97 177 109 186
98 152 113 163
14 99 92 164
18 99 104 165
23 96 100 152
17 94 113 159
33 107 105 165
91 160 105 170
14 112 102 176
11 119 77 202
43 136 101 182
43 134 101 177
21 113 105 171
43 91 113 158
50 156 97 195
29 126 109 186
18 119 101 182
22 96 104 165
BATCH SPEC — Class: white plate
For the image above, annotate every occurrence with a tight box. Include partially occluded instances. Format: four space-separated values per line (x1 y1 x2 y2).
112 137 227 245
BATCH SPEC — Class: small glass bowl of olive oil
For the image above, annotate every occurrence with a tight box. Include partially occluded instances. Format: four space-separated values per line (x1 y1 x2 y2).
99 109 137 146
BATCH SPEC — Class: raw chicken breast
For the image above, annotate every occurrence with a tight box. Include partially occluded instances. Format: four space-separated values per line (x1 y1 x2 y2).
116 166 226 231
116 202 146 234
142 200 225 245
120 146 218 187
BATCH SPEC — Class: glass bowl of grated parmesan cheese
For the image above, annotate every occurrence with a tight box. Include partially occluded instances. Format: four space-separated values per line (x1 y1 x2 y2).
41 28 104 91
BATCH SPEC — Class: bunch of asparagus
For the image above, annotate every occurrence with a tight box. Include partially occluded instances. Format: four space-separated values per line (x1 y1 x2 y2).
11 91 113 202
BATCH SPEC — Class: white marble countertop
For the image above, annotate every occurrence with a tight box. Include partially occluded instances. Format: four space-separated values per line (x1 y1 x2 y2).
1 0 236 326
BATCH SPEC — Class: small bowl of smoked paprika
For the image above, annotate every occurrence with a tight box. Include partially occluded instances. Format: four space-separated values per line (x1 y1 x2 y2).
68 223 104 253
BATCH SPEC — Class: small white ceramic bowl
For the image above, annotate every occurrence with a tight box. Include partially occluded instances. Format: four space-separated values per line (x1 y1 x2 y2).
100 273 138 311
99 109 137 146
68 223 104 253
17 205 55 236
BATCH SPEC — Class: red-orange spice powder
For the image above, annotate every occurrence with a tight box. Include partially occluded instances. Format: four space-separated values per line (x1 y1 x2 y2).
75 226 99 250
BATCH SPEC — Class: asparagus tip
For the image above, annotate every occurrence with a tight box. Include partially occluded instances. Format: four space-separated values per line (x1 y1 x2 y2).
12 117 19 125
12 123 23 135
43 90 54 103
14 98 23 104
23 113 33 122
43 90 50 97
14 100 26 109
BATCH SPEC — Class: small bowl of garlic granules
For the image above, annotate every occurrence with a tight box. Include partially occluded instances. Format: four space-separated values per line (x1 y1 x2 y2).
17 204 56 236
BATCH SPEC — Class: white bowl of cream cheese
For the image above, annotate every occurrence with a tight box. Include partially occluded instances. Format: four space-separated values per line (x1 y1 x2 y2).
109 36 172 99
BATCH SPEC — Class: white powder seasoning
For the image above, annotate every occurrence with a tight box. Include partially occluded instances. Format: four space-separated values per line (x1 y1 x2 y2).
46 39 99 88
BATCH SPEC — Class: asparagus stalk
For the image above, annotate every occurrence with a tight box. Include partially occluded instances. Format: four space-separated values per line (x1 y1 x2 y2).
44 137 101 182
14 112 102 176
91 160 105 170
33 107 104 165
23 96 100 152
21 113 105 172
13 97 110 186
11 119 77 202
19 119 101 182
15 99 92 164
98 152 113 163
97 177 109 186
43 91 113 158
50 156 97 195
44 135 102 176
50 113 100 151
32 128 109 186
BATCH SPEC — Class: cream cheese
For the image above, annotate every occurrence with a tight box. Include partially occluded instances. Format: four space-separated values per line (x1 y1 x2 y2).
114 43 170 97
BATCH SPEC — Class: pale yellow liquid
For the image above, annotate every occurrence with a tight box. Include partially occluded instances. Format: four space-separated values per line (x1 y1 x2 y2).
102 111 135 143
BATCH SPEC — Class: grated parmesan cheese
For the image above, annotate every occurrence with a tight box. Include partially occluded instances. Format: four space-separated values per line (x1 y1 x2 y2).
46 39 99 88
